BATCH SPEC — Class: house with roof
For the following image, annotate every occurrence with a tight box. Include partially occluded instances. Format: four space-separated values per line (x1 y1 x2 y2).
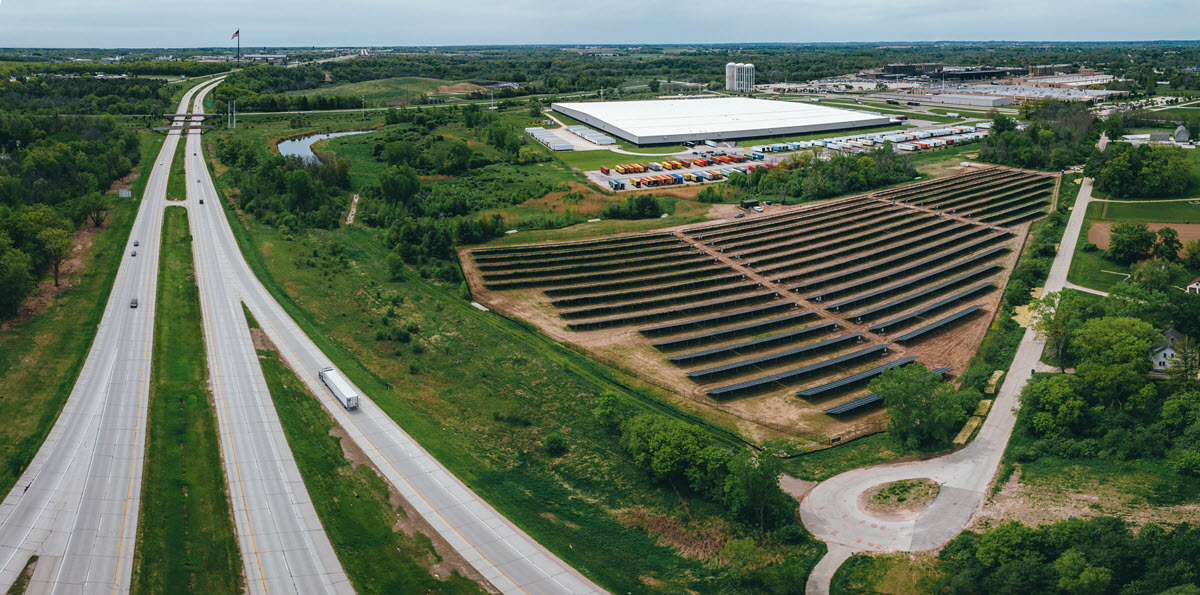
1188 277 1200 294
1153 328 1186 371
1175 125 1191 143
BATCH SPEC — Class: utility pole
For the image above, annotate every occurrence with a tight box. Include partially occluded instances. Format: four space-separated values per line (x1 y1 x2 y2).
362 94 366 120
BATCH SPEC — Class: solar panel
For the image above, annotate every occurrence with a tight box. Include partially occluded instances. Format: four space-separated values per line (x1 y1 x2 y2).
869 285 993 333
639 302 795 337
795 356 918 398
705 344 890 398
669 321 840 366
822 367 952 415
652 310 815 350
569 291 779 331
687 333 863 382
893 306 985 343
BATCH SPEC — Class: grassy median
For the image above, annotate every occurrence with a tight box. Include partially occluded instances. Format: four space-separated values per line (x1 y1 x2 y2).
255 343 484 594
129 206 243 594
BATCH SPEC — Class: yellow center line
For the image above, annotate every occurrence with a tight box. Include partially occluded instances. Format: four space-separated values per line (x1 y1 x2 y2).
257 313 535 594
195 210 270 594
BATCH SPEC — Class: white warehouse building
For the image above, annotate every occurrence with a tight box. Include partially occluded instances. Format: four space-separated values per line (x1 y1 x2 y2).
726 62 755 92
550 97 891 145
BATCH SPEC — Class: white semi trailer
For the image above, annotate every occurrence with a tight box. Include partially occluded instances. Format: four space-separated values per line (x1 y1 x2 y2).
318 367 360 409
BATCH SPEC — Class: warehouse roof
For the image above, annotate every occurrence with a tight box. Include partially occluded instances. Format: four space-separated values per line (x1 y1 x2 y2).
551 97 891 145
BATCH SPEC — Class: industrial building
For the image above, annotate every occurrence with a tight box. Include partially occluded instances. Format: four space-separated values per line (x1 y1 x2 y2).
550 97 891 145
725 63 756 92
876 92 1013 108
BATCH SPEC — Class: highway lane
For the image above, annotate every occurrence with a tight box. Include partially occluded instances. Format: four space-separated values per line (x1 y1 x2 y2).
0 79 223 594
187 79 604 595
184 85 352 595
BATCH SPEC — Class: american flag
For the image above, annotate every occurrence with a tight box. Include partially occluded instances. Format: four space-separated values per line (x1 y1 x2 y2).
231 29 239 39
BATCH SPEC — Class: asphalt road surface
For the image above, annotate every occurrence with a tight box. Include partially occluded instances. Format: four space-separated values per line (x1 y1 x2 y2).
186 85 602 594
800 169 1093 594
184 85 352 595
0 78 223 594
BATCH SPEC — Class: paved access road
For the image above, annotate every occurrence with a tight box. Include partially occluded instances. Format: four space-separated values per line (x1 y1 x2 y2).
183 85 352 595
800 169 1094 594
0 78 222 594
186 83 602 595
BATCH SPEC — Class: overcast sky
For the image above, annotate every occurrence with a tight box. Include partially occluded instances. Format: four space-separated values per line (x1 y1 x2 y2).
0 0 1195 47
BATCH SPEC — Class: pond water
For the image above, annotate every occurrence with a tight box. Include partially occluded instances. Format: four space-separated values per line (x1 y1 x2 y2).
276 130 374 163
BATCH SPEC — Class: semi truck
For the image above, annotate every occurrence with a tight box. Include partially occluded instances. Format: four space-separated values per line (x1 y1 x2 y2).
319 367 360 409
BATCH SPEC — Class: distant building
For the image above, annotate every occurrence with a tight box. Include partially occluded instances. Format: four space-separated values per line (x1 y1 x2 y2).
725 63 755 92
1150 132 1172 142
1153 328 1186 371
1175 125 1190 143
1188 278 1200 294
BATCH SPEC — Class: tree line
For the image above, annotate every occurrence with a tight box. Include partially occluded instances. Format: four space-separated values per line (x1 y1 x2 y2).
980 103 1099 171
702 145 918 204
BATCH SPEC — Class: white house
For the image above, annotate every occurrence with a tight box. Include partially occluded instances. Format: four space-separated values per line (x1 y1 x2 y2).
1153 328 1186 371
1188 277 1200 294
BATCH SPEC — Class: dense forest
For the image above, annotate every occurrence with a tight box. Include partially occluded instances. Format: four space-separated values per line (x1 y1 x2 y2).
0 115 140 317
979 102 1100 170
0 75 175 115
1087 144 1193 198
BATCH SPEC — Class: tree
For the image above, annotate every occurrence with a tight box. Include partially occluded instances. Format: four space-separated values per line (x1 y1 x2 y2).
591 393 622 433
721 442 794 530
1182 238 1200 269
975 521 1037 567
991 114 1018 134
37 227 73 287
384 107 401 125
1021 374 1086 436
1075 316 1161 371
0 239 35 317
80 192 110 227
1032 291 1089 370
1130 257 1184 293
647 79 660 93
379 165 421 207
1106 221 1156 264
1155 226 1184 262
1167 337 1200 389
1053 549 1113 595
871 363 966 449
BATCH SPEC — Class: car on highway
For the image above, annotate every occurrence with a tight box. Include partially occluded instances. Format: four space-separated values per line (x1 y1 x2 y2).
133 240 139 247
130 298 138 308
131 250 136 257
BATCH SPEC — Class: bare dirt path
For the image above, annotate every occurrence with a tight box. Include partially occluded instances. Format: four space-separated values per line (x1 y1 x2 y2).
345 194 359 225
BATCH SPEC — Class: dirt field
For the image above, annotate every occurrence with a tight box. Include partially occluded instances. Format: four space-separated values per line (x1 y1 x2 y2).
1087 222 1200 250
460 190 1028 445
432 83 484 95
970 467 1200 532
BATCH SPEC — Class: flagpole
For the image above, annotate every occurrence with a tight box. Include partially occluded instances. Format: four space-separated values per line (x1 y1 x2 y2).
237 29 240 65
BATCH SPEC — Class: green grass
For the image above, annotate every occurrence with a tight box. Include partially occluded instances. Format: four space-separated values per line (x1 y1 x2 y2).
553 149 686 172
285 77 485 105
130 206 243 595
781 433 920 482
166 135 187 201
0 132 158 502
832 553 943 595
1068 199 1200 292
4 556 37 595
256 346 486 594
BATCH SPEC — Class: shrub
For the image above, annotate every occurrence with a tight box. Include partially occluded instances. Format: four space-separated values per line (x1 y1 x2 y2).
543 433 568 457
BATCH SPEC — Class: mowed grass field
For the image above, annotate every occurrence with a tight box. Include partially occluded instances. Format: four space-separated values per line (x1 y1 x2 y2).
286 77 485 104
256 344 486 594
130 207 243 594
0 132 157 502
1068 192 1200 292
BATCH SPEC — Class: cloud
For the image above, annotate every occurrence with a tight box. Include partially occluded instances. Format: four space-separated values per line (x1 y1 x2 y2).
0 0 1195 46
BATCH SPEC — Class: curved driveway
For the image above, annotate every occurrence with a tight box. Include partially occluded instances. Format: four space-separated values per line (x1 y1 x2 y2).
801 173 1094 594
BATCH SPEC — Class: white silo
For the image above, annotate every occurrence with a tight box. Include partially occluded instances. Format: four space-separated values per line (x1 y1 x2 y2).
745 63 755 91
726 62 737 90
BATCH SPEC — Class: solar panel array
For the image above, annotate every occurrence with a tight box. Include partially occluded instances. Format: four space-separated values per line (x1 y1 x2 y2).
467 168 1052 418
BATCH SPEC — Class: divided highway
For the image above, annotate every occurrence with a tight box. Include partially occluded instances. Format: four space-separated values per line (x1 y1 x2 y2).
0 78 222 594
183 81 352 595
186 79 603 594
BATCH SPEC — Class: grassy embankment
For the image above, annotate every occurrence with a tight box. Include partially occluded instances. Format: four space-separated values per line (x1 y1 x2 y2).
203 140 828 591
831 553 943 595
129 207 243 594
0 132 157 501
254 338 486 594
